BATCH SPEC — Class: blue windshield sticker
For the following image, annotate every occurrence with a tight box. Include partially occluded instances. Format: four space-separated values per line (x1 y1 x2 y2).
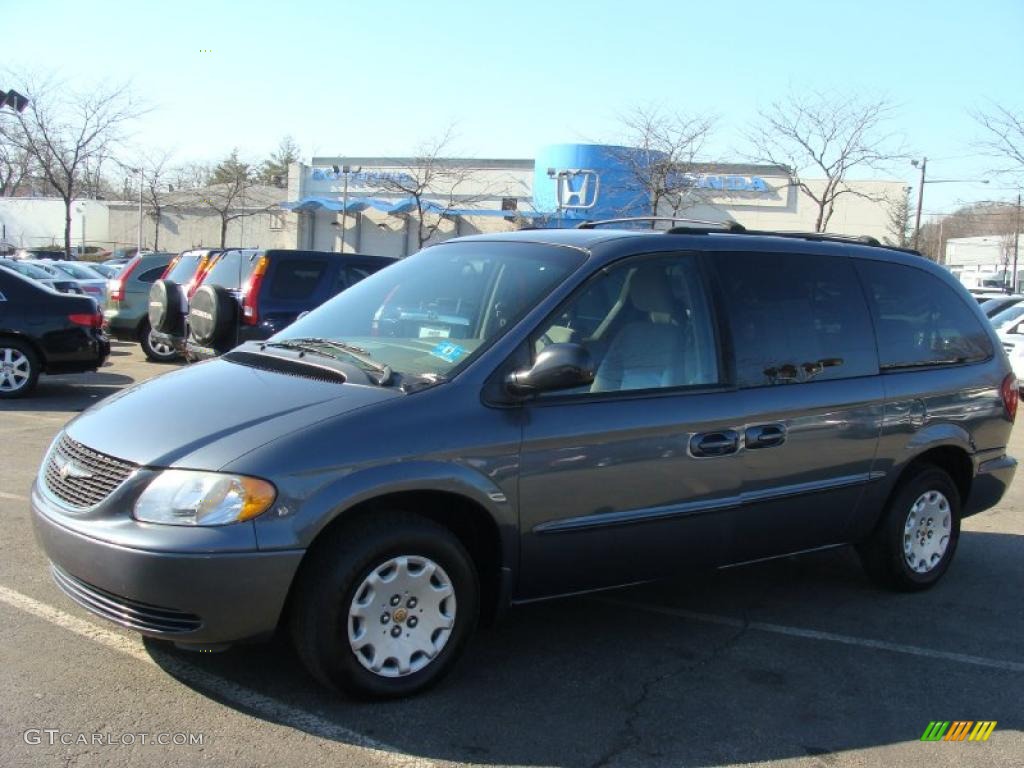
430 342 466 363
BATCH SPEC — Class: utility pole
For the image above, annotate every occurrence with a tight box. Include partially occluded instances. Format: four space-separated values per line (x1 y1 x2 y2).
1014 191 1021 293
912 157 927 250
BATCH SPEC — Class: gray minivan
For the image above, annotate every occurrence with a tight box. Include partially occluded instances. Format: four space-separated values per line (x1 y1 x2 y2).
32 225 1017 699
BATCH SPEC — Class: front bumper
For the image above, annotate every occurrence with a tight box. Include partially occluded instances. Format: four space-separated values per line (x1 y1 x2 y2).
31 486 305 644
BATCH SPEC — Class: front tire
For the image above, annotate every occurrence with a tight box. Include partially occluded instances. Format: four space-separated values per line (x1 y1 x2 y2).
289 512 479 699
140 320 180 362
0 339 40 399
858 465 961 591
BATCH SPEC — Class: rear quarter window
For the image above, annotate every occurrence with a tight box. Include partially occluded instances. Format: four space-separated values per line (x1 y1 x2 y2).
203 251 257 290
857 260 994 368
268 259 328 300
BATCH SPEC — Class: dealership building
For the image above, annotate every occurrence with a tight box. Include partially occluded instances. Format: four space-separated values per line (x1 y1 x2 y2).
0 143 906 257
281 143 907 257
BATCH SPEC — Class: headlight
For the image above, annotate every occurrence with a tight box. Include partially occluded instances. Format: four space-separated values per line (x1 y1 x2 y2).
134 470 276 526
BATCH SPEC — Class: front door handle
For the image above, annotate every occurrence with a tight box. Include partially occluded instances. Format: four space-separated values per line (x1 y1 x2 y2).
745 424 787 449
690 430 740 457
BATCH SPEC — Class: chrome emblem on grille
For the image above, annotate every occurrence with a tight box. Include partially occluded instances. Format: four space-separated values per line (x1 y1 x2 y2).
55 456 93 481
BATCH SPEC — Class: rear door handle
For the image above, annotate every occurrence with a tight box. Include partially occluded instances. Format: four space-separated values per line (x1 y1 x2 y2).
689 430 740 457
745 424 787 449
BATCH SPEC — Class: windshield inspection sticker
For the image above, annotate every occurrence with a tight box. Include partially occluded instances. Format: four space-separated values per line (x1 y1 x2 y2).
430 341 466 363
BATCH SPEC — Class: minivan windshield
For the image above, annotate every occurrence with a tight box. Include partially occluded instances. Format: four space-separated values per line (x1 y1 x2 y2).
270 242 585 380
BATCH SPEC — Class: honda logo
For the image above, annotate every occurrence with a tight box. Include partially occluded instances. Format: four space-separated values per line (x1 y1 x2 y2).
556 169 600 210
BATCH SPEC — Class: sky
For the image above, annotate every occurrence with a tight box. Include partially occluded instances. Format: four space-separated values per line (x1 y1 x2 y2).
4 0 1022 216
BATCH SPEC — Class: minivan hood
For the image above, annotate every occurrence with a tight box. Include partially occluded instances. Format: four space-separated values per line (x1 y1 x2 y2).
65 357 401 469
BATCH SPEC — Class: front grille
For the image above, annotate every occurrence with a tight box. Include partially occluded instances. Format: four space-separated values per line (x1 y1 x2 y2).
43 433 137 509
51 564 202 634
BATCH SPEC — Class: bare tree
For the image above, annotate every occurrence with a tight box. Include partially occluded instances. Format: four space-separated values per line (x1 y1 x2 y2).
197 151 274 247
0 123 34 196
2 74 143 255
746 91 903 232
613 105 715 219
376 127 490 250
141 150 176 250
972 104 1024 177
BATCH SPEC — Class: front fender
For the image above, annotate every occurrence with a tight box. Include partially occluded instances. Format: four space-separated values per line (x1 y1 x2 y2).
253 459 517 569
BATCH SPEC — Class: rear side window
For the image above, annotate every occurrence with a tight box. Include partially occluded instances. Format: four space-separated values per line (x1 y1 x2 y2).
857 260 993 368
714 252 878 387
269 259 327 300
138 266 165 283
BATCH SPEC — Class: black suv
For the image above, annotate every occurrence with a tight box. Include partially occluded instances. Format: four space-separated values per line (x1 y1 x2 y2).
176 249 395 360
0 267 109 397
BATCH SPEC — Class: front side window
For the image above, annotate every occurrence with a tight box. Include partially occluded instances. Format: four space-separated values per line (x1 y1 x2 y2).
533 253 721 394
272 242 585 379
713 251 878 387
857 260 993 368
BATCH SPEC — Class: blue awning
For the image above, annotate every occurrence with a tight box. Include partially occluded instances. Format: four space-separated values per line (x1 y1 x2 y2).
280 196 545 218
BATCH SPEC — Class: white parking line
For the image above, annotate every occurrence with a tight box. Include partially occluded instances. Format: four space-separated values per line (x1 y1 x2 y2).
0 585 436 768
0 491 29 502
598 598 1024 673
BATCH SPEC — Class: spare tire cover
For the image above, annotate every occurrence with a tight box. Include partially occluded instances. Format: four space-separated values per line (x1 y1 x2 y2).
189 285 236 345
148 279 185 335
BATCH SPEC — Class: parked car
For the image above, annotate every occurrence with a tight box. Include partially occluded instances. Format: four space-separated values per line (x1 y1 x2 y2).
15 247 70 261
0 259 85 295
102 251 177 361
145 248 224 355
176 249 394 361
32 225 1016 699
79 262 121 279
0 267 109 398
979 294 1024 318
34 260 109 303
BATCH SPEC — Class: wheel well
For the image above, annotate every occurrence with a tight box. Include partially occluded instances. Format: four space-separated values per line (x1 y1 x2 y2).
0 332 45 371
906 446 973 504
296 490 505 626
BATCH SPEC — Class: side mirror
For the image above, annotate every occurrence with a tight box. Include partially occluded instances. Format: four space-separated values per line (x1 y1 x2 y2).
506 343 595 396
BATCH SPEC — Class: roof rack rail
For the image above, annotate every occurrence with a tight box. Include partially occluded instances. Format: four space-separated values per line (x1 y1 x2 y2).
577 216 745 231
663 226 918 253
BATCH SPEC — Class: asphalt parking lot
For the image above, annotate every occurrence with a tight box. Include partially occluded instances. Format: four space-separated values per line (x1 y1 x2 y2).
0 342 1021 768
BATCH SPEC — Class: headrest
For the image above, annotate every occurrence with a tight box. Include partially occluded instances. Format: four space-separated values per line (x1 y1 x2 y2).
629 266 674 315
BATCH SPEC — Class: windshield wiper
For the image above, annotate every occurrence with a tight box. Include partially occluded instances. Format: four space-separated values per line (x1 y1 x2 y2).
264 338 392 385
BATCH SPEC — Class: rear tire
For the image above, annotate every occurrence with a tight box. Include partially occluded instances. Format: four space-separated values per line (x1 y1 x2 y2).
0 338 40 398
139 320 180 362
289 511 479 700
858 465 961 591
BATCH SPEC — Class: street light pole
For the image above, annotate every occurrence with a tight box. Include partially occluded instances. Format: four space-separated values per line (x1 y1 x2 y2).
912 157 927 250
340 167 349 253
1014 191 1021 293
137 168 144 256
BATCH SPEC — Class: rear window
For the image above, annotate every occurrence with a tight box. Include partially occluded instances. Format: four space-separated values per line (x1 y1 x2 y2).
164 253 208 283
857 261 994 368
268 259 327 300
203 250 258 290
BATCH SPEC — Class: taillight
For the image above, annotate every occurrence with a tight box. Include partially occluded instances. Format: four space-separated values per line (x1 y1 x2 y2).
69 312 103 329
185 255 211 298
1001 373 1018 422
241 256 269 325
109 256 140 301
160 255 181 279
